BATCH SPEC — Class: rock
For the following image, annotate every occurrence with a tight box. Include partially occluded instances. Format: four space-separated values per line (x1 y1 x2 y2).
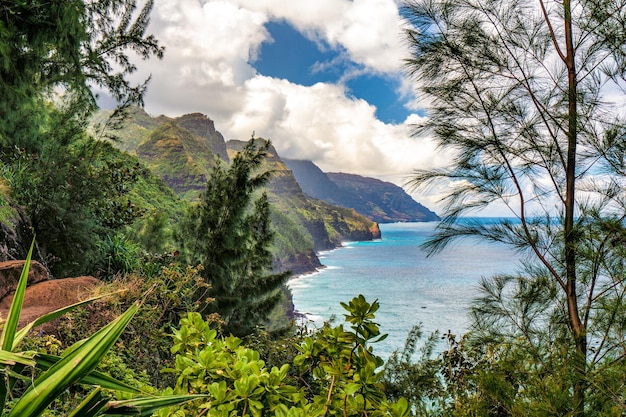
0 276 99 329
0 205 34 262
0 260 49 300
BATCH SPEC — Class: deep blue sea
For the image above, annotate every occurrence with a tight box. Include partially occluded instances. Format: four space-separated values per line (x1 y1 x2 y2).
288 221 520 359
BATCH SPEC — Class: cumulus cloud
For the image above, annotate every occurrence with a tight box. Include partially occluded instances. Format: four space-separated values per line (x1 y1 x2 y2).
234 0 407 73
130 0 445 210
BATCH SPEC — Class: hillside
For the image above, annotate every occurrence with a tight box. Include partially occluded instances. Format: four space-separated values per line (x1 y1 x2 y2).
283 159 439 223
228 140 380 250
94 109 380 274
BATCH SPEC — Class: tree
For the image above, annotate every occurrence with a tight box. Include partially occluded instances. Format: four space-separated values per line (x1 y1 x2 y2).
0 0 163 275
402 0 626 414
0 0 163 152
176 138 289 336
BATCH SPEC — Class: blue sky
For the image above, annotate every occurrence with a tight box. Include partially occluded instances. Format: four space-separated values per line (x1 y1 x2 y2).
255 20 413 124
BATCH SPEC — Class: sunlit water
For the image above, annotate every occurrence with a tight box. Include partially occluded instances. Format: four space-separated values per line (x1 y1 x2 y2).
288 221 520 359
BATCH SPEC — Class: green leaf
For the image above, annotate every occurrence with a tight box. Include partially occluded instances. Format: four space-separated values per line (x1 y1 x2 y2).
34 353 141 394
67 388 108 417
390 398 411 417
102 394 209 416
0 350 36 367
7 303 138 417
1 239 35 352
344 382 361 396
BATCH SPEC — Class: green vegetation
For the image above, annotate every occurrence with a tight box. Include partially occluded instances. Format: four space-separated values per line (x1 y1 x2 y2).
2 0 626 415
0 243 200 416
156 295 409 417
0 170 15 226
0 0 164 276
176 139 290 337
402 0 626 414
11 137 150 277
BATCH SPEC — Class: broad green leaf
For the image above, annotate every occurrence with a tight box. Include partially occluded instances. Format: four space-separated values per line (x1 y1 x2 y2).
390 398 411 417
7 303 138 417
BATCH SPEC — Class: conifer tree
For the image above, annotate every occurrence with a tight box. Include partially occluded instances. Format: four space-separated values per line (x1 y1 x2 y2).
0 0 164 152
403 0 626 414
176 138 289 336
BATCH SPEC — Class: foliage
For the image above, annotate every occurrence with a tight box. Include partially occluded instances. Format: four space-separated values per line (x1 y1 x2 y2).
0 0 164 276
403 0 626 413
384 329 626 416
0 0 163 152
0 166 16 226
94 234 142 278
159 295 410 417
7 135 146 276
269 209 316 266
381 326 444 416
53 264 210 388
176 138 289 336
131 208 176 254
0 241 202 416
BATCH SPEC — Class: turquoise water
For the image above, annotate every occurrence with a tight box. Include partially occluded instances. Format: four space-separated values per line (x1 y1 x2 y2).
288 221 520 358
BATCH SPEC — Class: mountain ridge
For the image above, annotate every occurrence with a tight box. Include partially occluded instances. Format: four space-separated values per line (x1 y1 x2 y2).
94 109 383 274
283 159 439 223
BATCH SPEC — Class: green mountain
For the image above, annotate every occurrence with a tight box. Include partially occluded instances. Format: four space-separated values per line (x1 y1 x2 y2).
94 108 380 274
283 159 439 223
92 108 226 200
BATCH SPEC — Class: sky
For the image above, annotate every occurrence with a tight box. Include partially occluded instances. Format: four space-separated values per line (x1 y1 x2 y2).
114 0 626 219
126 0 453 214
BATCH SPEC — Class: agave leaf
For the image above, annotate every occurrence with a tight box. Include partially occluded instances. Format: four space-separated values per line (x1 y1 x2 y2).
0 350 36 367
14 289 127 347
7 303 138 417
1 239 35 352
34 353 141 394
102 394 209 416
0 240 35 413
67 388 109 417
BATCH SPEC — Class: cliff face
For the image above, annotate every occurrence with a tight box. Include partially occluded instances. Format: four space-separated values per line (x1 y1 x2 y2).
136 122 215 196
94 110 380 275
174 113 229 162
283 159 439 223
328 173 440 223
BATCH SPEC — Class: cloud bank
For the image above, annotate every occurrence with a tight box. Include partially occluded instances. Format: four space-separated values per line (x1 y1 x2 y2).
131 0 447 211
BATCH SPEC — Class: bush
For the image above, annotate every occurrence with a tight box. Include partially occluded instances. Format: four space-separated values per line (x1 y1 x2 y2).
52 264 210 388
158 295 411 417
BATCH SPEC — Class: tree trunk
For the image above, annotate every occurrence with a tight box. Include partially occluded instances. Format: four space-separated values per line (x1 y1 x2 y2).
563 0 586 414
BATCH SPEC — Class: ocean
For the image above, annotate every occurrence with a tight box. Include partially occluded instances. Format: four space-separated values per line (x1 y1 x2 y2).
288 221 520 359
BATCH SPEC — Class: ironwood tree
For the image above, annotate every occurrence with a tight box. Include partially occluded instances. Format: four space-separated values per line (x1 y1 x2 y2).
402 0 626 414
0 0 163 151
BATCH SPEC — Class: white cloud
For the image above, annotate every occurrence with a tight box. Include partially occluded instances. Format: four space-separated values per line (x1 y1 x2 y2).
130 0 442 210
221 76 443 177
233 0 407 73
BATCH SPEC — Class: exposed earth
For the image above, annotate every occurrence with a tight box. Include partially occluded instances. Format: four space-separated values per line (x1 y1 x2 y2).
0 260 98 329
